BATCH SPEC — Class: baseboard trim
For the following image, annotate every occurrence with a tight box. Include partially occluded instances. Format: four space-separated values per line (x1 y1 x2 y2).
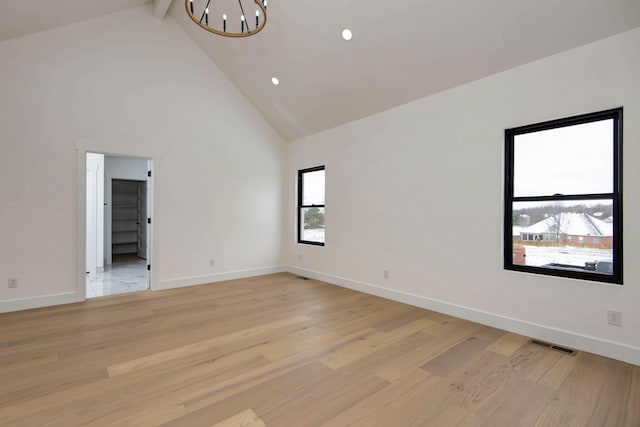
0 292 78 314
286 266 640 366
157 266 286 291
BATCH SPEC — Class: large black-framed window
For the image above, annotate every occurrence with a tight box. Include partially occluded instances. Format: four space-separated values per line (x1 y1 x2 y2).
298 165 325 246
504 108 623 284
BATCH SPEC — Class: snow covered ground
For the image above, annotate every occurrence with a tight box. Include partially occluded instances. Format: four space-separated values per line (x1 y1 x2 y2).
523 245 612 267
302 228 324 242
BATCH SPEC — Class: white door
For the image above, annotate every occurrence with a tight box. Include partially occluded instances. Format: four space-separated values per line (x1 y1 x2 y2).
137 181 147 259
85 164 98 275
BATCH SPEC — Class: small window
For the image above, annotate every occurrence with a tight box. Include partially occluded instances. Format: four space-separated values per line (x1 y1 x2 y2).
504 108 622 284
298 166 325 245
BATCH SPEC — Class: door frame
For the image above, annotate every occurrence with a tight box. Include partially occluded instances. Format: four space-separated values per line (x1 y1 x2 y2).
85 159 99 276
76 139 158 301
136 180 148 260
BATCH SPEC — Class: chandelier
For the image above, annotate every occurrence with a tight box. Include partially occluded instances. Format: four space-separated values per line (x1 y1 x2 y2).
185 0 268 38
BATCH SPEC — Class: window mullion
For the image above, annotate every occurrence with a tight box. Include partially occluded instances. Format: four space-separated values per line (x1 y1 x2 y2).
512 193 615 203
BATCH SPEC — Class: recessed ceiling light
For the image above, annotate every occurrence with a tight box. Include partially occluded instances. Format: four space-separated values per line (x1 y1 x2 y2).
271 77 280 86
342 29 352 41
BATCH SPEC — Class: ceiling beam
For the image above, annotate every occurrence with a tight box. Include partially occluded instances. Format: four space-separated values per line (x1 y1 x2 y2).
153 0 173 19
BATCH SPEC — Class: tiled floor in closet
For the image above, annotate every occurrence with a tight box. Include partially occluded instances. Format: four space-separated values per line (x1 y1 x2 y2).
86 257 148 298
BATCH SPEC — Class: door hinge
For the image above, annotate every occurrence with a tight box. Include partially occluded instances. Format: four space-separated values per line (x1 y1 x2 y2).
147 265 151 271
147 218 151 224
147 171 152 177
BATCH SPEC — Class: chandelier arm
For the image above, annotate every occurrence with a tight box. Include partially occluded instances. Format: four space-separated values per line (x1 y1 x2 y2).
199 0 213 24
237 0 247 33
184 0 267 38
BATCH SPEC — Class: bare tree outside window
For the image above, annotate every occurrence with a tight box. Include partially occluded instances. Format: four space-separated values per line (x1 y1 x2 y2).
548 203 569 243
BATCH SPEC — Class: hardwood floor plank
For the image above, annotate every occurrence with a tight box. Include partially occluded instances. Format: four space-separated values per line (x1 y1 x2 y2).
375 322 483 382
2 350 271 425
320 369 434 426
106 315 309 377
533 399 581 427
454 341 549 418
626 365 640 427
0 365 109 410
210 409 265 427
555 352 637 426
406 347 508 424
319 328 385 369
525 349 578 390
482 379 554 425
257 366 388 426
337 331 436 381
429 406 485 427
319 318 440 371
369 306 432 332
0 272 637 426
178 328 383 415
486 332 529 356
162 362 334 427
472 325 507 343
421 336 494 377
259 326 339 361
329 373 444 426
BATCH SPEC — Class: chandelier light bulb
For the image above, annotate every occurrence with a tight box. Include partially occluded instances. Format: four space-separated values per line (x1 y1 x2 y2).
342 29 353 41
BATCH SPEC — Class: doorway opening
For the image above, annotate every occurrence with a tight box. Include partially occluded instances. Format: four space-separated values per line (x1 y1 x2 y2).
85 153 152 298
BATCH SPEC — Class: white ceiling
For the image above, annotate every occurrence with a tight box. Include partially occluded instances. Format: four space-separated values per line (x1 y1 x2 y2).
2 0 639 141
0 0 152 41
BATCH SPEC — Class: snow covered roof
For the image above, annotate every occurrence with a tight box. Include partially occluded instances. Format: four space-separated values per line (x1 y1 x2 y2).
512 226 526 236
522 213 613 236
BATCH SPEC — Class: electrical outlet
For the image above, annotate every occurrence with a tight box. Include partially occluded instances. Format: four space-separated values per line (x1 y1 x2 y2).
8 278 18 288
607 309 622 326
298 254 302 262
383 270 389 279
209 259 215 267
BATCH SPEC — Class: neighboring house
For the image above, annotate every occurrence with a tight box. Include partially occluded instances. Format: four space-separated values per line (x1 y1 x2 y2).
512 225 526 238
517 213 613 247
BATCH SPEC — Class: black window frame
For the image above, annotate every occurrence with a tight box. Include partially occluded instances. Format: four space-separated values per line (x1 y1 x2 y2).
297 165 325 246
504 108 623 284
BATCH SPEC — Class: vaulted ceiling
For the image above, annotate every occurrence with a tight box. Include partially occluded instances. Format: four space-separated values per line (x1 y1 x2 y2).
2 0 640 141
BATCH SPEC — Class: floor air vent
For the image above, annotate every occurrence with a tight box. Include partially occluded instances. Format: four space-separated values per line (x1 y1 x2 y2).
296 276 310 280
528 339 577 356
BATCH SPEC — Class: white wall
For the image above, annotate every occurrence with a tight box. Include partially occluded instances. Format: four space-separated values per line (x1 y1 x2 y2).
0 5 286 309
286 28 640 365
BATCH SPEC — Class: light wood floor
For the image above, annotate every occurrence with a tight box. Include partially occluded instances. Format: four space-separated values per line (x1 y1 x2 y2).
0 273 638 426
